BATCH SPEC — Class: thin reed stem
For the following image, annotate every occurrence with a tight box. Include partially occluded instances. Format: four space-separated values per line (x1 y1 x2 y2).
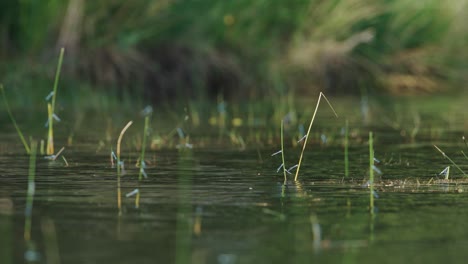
294 92 337 181
136 113 151 208
46 48 65 155
344 119 349 177
47 103 54 155
117 121 133 214
139 116 150 181
280 120 287 184
0 84 30 154
51 48 65 113
461 151 468 161
434 145 466 176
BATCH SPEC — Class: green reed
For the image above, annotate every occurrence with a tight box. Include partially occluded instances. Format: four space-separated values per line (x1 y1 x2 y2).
47 48 65 155
344 119 349 177
136 107 152 208
280 120 287 184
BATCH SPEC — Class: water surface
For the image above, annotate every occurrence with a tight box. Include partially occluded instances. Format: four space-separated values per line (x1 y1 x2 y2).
1 97 468 263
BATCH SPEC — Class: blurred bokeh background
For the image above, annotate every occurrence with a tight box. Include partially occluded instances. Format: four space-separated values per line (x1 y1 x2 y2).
1 0 467 102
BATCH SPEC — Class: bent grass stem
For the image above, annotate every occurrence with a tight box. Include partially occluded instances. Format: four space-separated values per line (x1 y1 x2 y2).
117 121 133 214
294 92 337 181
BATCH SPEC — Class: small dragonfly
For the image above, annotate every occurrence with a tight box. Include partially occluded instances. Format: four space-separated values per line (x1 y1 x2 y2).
126 189 139 198
297 135 307 144
44 113 61 127
45 91 54 101
439 166 450 180
287 164 298 174
271 150 282 156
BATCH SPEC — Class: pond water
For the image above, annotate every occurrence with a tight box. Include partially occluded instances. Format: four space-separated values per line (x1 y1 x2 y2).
1 96 468 263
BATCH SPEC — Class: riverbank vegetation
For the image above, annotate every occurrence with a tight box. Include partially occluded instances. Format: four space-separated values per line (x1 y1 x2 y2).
0 0 467 109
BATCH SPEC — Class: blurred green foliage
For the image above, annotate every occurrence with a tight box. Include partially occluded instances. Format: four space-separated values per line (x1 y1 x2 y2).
0 0 467 101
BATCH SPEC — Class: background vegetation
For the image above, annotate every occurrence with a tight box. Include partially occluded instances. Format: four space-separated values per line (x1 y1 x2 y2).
0 0 467 106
